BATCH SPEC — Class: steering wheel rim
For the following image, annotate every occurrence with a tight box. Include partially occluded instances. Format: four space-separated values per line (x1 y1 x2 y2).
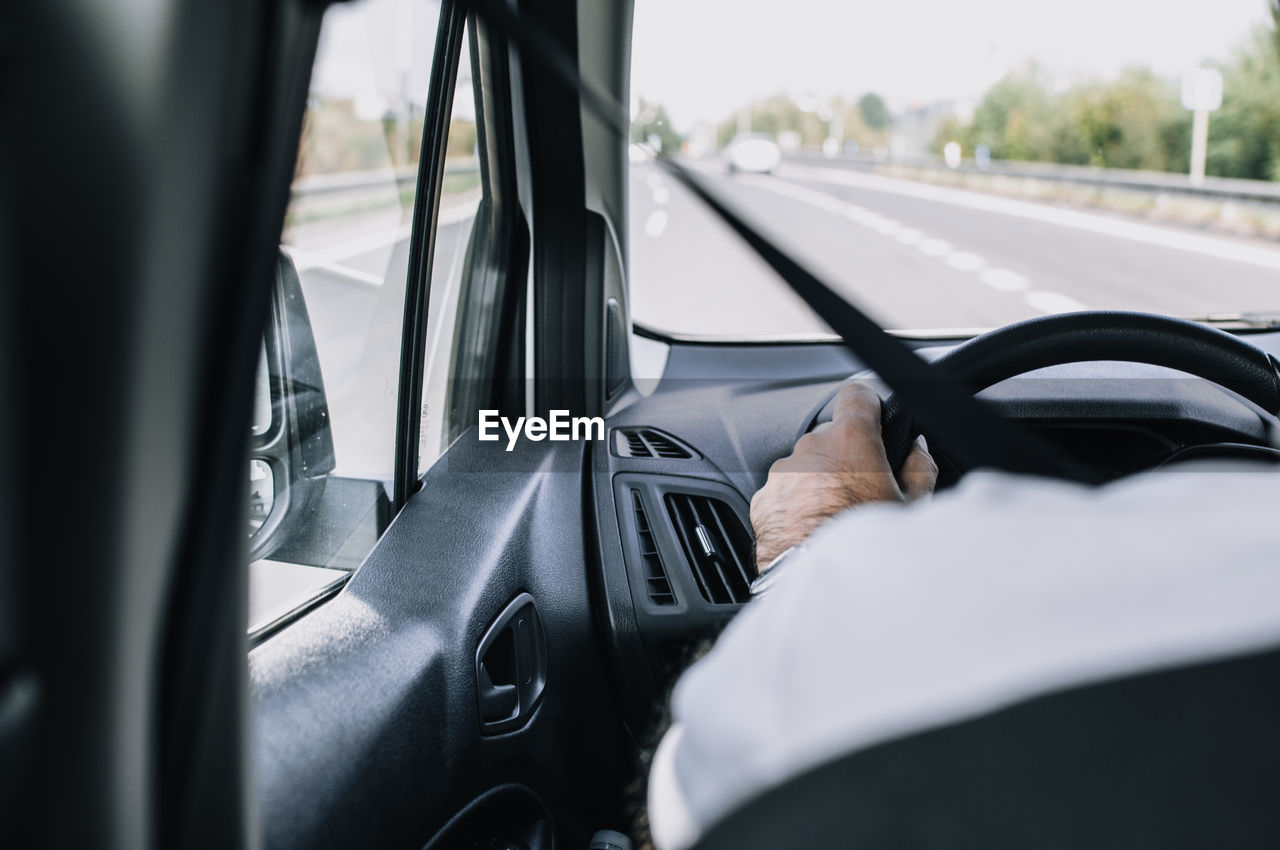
818 311 1280 474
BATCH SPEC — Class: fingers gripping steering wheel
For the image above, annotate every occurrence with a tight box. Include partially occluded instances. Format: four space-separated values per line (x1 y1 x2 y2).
816 311 1280 476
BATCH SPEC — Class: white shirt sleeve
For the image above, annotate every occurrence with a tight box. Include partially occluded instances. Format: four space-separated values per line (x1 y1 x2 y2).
648 466 1280 849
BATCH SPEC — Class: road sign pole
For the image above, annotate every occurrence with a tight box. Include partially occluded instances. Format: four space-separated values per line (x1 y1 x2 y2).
1190 108 1209 186
1181 67 1222 186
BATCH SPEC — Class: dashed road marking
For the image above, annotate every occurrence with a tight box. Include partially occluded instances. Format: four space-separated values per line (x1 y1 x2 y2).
979 268 1030 291
645 210 669 237
945 251 986 271
737 171 1086 316
785 164 1280 273
652 186 670 205
918 238 952 257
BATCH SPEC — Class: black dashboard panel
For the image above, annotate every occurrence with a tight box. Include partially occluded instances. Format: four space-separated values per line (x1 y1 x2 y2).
592 331 1280 721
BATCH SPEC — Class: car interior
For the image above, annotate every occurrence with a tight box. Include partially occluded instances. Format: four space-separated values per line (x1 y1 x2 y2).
7 0 1280 848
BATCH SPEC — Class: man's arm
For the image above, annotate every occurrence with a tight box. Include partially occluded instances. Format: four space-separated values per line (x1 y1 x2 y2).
751 383 937 569
632 384 936 848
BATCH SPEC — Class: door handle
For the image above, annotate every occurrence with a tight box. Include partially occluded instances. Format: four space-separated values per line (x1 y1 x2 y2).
477 663 519 723
475 593 546 733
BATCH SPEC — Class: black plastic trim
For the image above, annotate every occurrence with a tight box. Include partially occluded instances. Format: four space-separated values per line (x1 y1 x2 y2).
393 2 468 512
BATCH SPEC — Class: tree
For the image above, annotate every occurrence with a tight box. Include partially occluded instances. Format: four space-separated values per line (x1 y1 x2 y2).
630 100 684 155
1205 26 1280 180
961 64 1062 162
857 93 889 131
1062 68 1185 170
930 24 1280 182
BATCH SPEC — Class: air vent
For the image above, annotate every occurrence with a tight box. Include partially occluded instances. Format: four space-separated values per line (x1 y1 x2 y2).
665 494 753 604
614 428 693 459
631 490 676 606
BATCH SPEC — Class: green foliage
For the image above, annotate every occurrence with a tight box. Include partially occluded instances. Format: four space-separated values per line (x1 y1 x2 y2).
1207 27 1280 180
857 93 889 130
713 93 888 150
935 22 1280 181
296 98 420 176
1063 68 1187 170
631 100 684 154
955 64 1064 162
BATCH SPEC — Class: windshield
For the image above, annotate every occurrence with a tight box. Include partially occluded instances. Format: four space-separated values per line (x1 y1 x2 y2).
628 0 1280 338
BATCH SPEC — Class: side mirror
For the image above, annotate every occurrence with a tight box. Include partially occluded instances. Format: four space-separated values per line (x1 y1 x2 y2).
248 252 336 561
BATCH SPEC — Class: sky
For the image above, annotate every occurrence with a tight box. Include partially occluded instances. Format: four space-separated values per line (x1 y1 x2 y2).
631 0 1274 130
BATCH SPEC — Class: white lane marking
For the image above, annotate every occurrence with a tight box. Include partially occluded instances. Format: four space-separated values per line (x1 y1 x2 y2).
646 173 664 190
1026 291 1087 314
918 238 952 257
784 164 1280 273
946 251 986 271
645 210 669 237
980 268 1030 291
652 186 670 205
738 172 1065 308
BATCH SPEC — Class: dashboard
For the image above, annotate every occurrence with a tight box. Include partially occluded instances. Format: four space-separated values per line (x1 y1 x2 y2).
590 331 1280 726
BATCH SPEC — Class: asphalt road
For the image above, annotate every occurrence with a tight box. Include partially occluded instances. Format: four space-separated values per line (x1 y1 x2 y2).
280 162 1280 478
282 202 475 480
629 160 1280 337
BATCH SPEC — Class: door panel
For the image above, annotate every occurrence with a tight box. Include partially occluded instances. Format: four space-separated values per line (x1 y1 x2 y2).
250 436 630 849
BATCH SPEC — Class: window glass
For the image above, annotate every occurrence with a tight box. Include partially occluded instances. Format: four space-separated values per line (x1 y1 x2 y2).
629 0 1280 338
245 0 449 636
282 0 441 481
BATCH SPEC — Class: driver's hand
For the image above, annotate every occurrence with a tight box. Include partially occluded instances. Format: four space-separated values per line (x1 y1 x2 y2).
750 383 938 572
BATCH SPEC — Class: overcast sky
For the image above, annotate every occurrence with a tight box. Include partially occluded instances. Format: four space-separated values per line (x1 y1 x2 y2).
631 0 1274 129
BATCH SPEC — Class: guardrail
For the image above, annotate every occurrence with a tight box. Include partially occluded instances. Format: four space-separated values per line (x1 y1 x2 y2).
784 152 1280 205
290 158 480 198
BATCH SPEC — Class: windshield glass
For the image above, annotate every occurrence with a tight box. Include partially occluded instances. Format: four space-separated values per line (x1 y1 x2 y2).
629 0 1280 338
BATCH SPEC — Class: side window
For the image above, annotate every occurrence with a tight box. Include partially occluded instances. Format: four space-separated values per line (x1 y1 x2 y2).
245 0 478 636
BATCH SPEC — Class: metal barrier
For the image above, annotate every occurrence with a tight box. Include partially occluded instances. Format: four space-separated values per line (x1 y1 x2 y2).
784 152 1280 205
289 158 480 198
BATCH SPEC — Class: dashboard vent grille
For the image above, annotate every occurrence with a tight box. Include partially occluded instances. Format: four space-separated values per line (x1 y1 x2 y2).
631 490 676 606
665 494 753 604
615 428 693 459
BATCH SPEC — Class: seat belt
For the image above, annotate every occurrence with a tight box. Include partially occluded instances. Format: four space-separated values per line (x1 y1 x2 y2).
462 0 1083 481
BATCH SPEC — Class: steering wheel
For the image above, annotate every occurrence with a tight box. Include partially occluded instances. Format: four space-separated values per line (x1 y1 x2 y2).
817 311 1280 474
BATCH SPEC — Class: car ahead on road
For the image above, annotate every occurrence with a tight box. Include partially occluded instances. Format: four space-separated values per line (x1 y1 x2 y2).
8 0 1280 849
725 133 782 174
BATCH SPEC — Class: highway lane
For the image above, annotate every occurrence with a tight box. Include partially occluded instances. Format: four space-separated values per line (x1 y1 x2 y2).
629 160 1280 337
279 161 1280 477
283 207 475 479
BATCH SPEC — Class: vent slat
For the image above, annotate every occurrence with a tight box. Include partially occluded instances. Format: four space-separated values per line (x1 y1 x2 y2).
631 489 676 606
709 501 754 591
689 497 733 603
668 496 714 602
614 428 693 459
665 492 753 605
